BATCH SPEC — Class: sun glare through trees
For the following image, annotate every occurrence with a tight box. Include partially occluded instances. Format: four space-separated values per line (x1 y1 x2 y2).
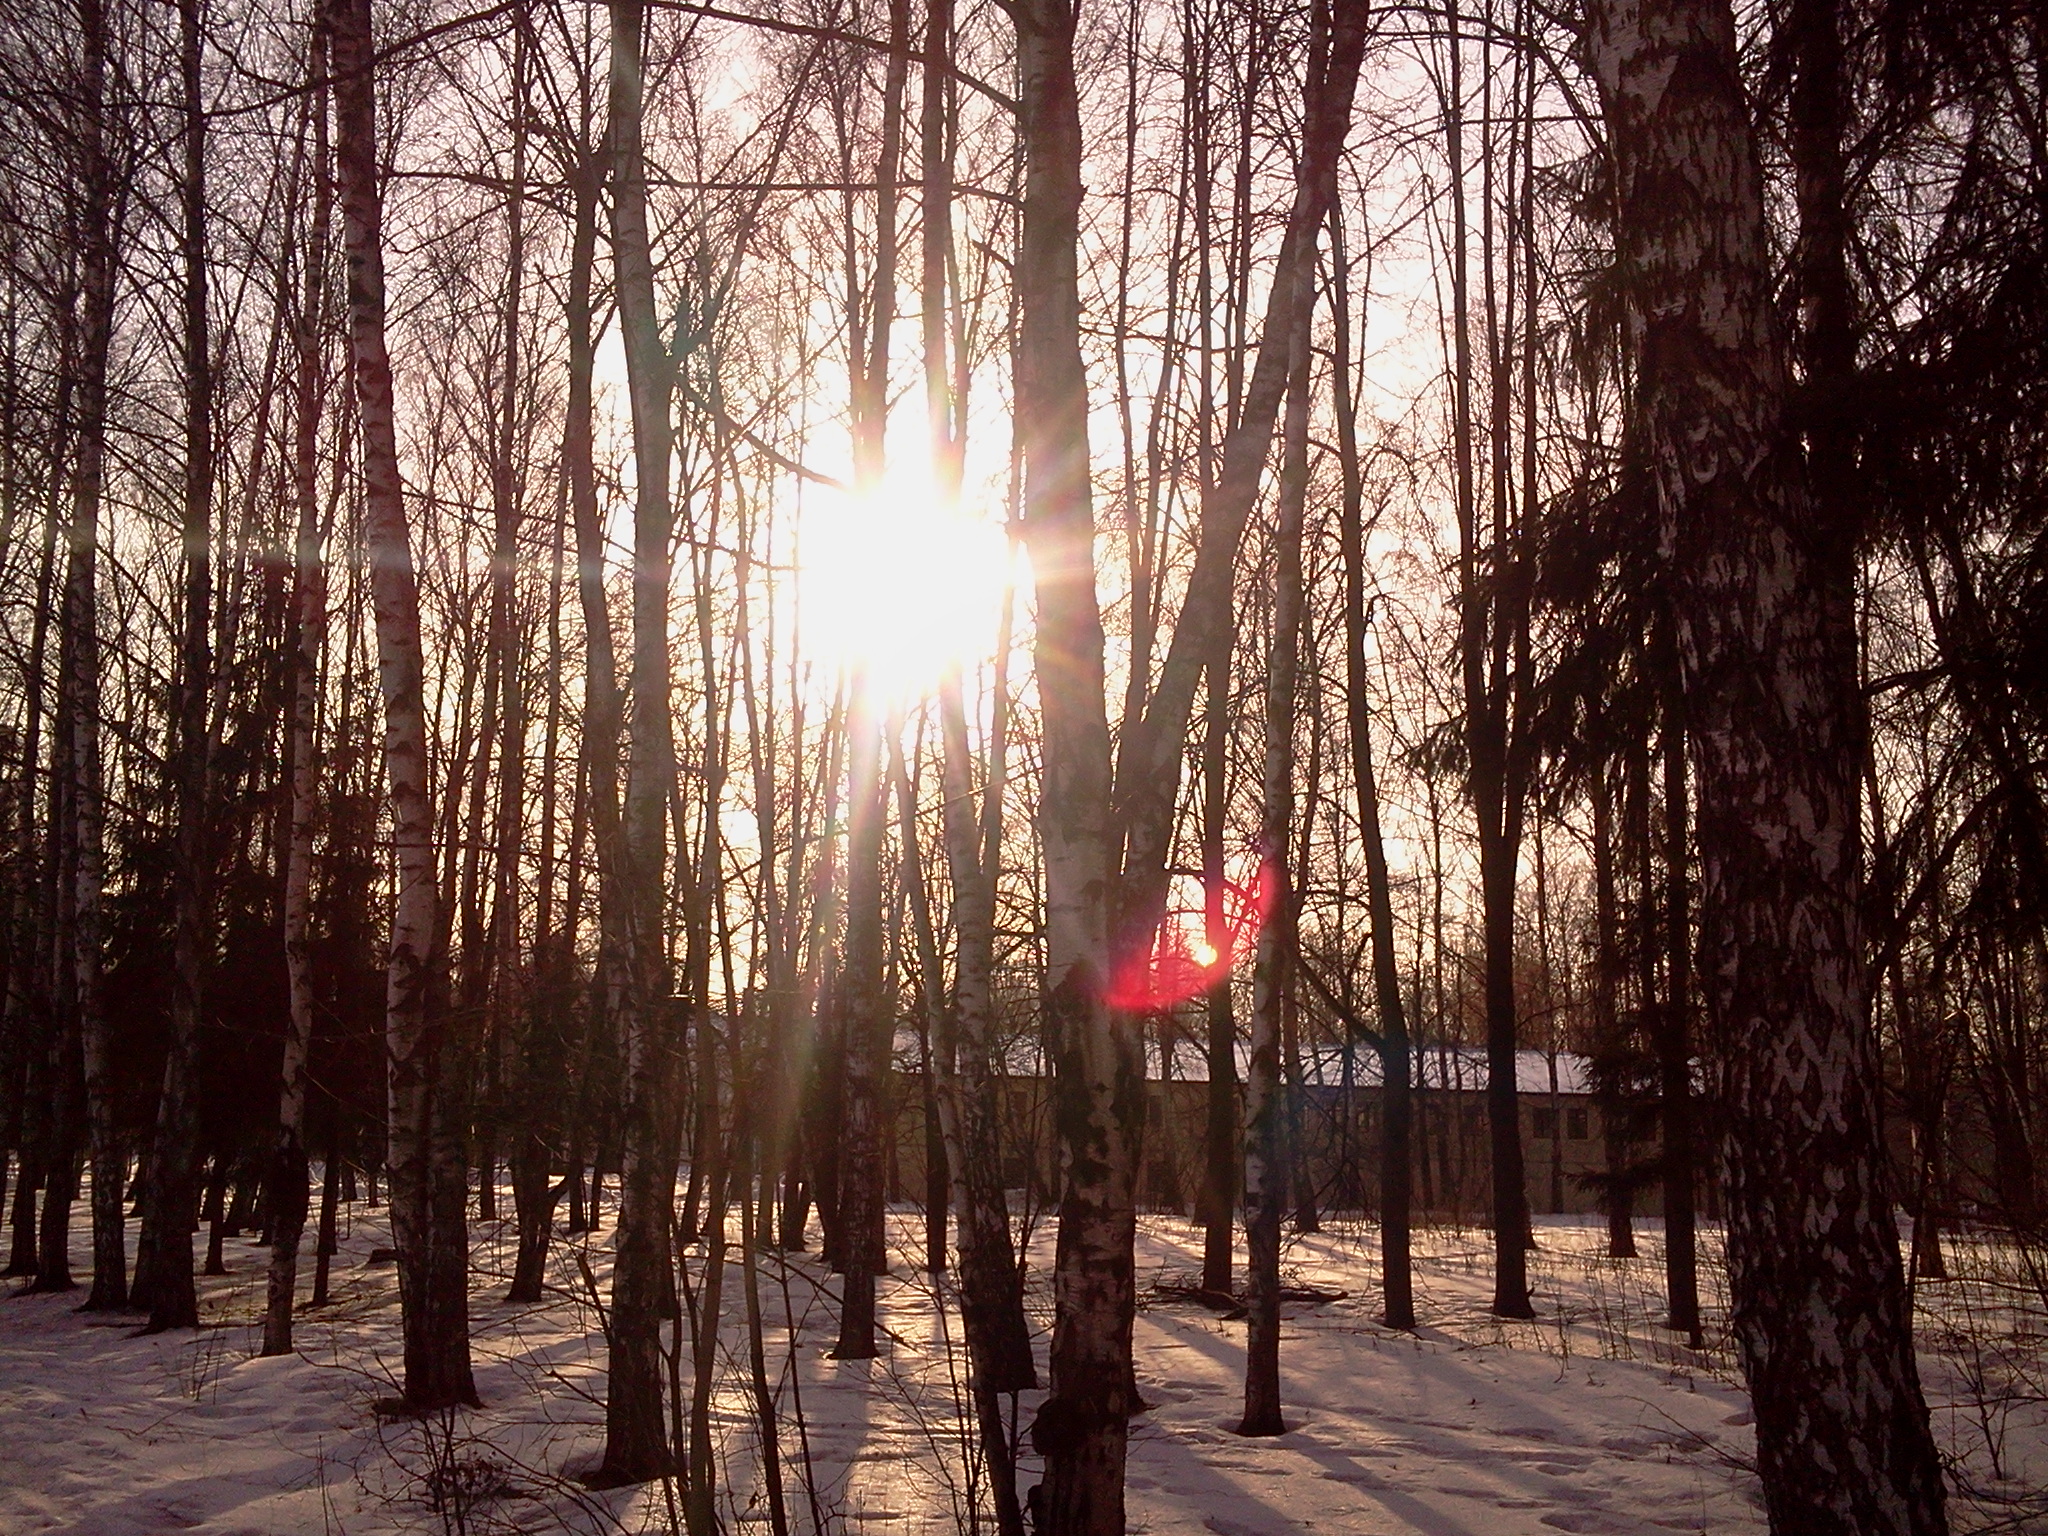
795 462 1014 703
0 0 2042 1531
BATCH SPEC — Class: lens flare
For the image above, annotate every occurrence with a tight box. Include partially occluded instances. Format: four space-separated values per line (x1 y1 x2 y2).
1104 859 1278 1012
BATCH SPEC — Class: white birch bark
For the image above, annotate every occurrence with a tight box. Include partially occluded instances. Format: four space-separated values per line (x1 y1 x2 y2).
1586 0 1946 1527
329 0 476 1409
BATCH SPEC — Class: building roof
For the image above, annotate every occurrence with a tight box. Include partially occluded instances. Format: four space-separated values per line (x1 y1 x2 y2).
1330 1046 1592 1096
1156 1045 1594 1095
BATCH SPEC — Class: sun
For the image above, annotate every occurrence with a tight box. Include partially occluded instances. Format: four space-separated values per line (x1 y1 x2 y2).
795 464 1013 701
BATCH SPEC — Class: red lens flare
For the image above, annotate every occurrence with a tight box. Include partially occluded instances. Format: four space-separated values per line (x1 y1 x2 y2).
1104 859 1278 1012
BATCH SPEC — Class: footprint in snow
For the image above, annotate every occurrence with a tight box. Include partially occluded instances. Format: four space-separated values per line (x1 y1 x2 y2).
1539 1512 1634 1534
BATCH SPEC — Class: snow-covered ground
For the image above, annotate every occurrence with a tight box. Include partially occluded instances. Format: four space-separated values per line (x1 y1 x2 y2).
1 1187 2042 1534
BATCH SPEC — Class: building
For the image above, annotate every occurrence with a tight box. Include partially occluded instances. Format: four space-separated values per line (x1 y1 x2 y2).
886 1049 1700 1222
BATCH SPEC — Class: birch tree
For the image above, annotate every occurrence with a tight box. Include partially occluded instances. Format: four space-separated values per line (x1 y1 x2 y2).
1009 0 1126 1523
263 21 332 1358
329 0 476 1411
1586 0 1946 1526
600 0 685 1481
136 0 217 1333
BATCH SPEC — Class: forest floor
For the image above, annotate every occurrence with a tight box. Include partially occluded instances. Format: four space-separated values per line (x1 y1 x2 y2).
1 1186 2044 1535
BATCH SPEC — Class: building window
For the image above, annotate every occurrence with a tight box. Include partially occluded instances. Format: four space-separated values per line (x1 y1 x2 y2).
1532 1107 1558 1139
1567 1108 1589 1141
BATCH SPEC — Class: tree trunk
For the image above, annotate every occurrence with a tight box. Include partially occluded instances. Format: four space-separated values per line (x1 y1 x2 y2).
36 626 79 1299
932 670 1037 1393
35 727 80 1305
264 25 331 1358
563 75 619 1254
202 1156 231 1274
32 1058 78 1293
1191 29 1235 1304
915 0 1036 1424
1 501 57 1282
684 1037 729 1536
310 1129 340 1307
1199 651 1236 1298
1331 204 1414 1330
828 0 911 1360
916 701 1032 1535
5 1143 40 1276
1241 305 1310 1439
1590 761 1635 1257
510 432 570 1301
57 0 123 1316
1658 662 1701 1343
601 0 683 1480
830 686 888 1359
487 14 550 1304
736 1138 792 1536
139 0 217 1333
921 1056 947 1274
1586 0 1946 1526
329 0 476 1410
1010 0 1129 1524
1443 0 1535 1319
